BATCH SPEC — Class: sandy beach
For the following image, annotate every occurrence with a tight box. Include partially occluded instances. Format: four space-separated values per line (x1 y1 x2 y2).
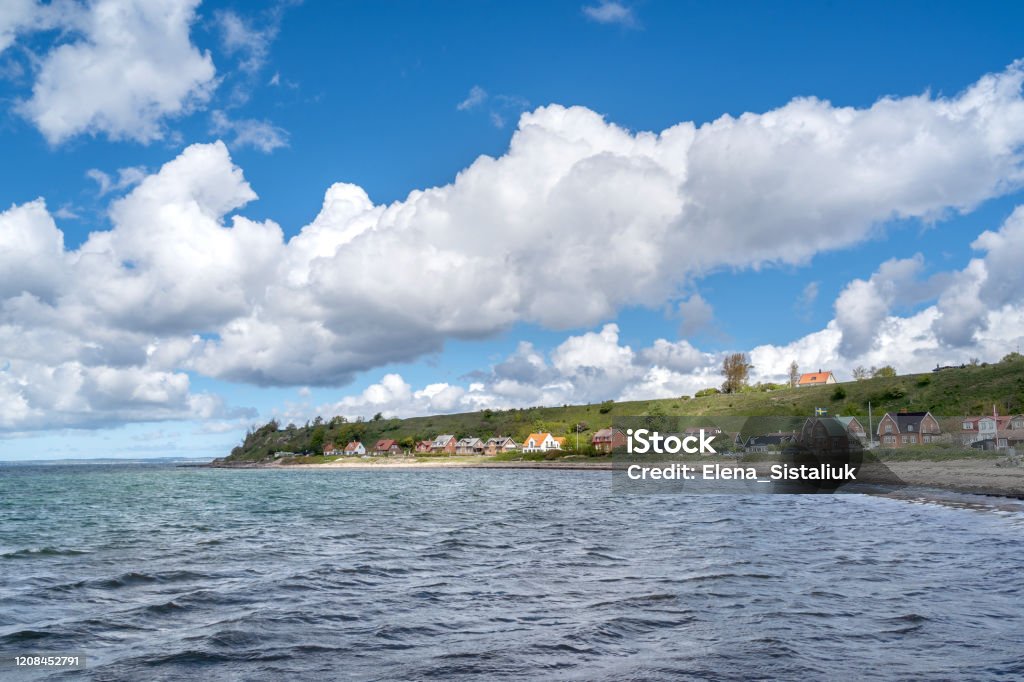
883 459 1024 498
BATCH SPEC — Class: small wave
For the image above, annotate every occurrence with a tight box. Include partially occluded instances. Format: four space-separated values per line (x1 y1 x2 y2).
144 600 185 614
2 546 90 559
0 628 53 644
89 569 208 590
140 649 289 666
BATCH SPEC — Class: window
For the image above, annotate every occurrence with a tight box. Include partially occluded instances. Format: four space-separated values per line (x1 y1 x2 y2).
963 422 973 429
902 435 909 443
884 423 893 434
908 424 915 432
1013 420 1023 429
884 435 895 444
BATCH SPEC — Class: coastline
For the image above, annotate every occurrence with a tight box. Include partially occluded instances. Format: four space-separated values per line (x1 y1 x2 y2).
207 455 1024 498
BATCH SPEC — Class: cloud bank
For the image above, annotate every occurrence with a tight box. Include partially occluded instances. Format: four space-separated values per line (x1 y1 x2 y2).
4 62 1024 429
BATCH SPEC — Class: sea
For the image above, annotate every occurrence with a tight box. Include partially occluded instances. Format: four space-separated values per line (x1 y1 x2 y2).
1 463 1023 680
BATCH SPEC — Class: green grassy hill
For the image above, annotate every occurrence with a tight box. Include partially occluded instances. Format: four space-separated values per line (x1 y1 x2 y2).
222 356 1024 462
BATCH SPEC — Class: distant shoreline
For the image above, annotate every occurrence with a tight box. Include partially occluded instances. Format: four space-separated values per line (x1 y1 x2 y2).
207 456 1024 499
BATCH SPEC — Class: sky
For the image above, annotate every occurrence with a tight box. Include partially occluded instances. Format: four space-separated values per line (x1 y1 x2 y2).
1 0 1024 460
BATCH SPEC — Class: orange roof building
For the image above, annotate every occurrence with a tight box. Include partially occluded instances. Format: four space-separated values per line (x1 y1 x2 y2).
797 370 837 387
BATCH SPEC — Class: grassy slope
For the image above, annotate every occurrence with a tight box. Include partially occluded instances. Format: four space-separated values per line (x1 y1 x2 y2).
224 358 1024 462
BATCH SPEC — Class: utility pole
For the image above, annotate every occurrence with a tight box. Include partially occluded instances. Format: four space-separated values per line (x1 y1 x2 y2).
868 401 874 448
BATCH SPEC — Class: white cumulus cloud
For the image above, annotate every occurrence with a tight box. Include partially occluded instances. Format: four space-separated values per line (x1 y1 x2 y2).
16 0 216 144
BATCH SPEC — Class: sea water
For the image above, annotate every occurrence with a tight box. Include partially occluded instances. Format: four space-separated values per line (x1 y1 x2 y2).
1 464 1023 680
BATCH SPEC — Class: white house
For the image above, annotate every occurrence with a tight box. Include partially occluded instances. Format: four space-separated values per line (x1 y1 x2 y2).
961 412 1024 449
344 441 367 456
521 432 565 452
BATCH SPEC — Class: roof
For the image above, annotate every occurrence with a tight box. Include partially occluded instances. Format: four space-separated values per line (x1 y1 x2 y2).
810 418 849 437
798 371 834 385
374 439 397 450
486 436 516 445
879 412 934 433
526 432 551 444
553 436 565 444
344 441 363 450
592 427 622 441
746 434 793 446
457 437 483 446
432 434 455 446
962 415 1022 428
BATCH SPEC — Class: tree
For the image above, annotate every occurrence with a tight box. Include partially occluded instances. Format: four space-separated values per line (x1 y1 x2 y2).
372 412 383 422
788 361 799 388
871 365 897 378
310 426 326 453
721 353 753 394
852 366 868 381
1001 352 1023 363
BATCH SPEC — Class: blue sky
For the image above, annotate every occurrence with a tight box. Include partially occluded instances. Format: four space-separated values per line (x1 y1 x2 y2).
1 0 1024 460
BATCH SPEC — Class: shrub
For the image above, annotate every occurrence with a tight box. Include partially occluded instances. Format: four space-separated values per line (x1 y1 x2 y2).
599 400 615 414
695 388 720 398
831 386 847 401
883 386 906 400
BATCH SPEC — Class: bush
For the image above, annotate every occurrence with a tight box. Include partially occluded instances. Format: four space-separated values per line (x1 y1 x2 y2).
695 388 720 398
883 386 906 400
599 400 615 414
831 386 847 401
916 376 931 387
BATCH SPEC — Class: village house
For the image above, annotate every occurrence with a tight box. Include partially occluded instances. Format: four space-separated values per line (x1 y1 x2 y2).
591 427 627 453
455 437 485 455
414 440 433 453
877 411 941 447
522 432 565 452
323 442 341 456
373 439 403 456
961 411 1024 450
484 436 519 455
798 416 866 449
744 433 795 453
797 370 838 387
344 441 367 456
431 434 457 454
799 417 856 453
835 416 867 441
